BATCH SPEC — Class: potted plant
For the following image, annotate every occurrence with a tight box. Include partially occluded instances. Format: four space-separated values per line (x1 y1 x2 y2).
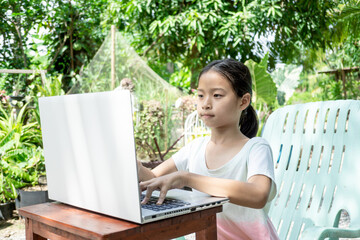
0 146 49 209
133 99 187 169
0 101 48 209
5 146 49 209
0 170 16 220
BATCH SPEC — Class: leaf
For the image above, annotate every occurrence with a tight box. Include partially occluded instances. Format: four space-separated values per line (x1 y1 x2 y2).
245 54 277 106
0 129 15 148
16 102 30 125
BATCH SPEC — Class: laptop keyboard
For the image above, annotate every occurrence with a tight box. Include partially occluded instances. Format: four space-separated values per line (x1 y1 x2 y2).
141 194 191 212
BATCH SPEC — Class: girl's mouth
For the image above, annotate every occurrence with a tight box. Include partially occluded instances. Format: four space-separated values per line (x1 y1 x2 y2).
201 114 214 119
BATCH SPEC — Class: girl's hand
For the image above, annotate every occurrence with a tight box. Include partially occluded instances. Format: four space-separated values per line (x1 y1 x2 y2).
137 160 145 182
137 160 156 182
140 171 187 205
137 160 145 181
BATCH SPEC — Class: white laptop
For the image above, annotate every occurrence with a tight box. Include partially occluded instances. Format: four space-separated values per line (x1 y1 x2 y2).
39 90 228 224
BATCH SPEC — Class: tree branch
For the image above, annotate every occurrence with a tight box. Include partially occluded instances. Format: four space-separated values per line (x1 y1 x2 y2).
9 5 27 68
144 141 158 160
47 34 68 71
47 22 75 72
153 137 163 161
69 0 74 71
161 134 184 160
142 32 165 57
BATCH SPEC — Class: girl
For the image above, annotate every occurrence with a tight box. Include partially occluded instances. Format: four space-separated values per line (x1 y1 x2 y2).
138 59 279 239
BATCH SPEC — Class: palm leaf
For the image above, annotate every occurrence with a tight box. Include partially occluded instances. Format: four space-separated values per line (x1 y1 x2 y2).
331 4 360 43
336 5 360 21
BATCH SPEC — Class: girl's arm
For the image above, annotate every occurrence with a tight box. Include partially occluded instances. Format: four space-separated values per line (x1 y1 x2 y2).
140 159 272 208
183 172 272 209
137 157 178 182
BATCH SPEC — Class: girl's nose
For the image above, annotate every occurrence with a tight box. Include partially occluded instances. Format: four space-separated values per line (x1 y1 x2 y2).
202 99 212 110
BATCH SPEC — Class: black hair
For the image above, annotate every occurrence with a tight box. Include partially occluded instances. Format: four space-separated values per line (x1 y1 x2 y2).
198 58 258 138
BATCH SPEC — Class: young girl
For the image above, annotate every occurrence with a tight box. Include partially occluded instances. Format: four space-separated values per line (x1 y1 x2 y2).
138 59 279 239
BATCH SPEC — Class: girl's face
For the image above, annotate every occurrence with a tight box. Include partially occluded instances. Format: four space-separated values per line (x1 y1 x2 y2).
197 70 248 129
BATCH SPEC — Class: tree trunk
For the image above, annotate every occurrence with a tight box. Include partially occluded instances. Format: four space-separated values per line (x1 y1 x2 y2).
190 44 200 89
69 0 74 72
11 18 27 68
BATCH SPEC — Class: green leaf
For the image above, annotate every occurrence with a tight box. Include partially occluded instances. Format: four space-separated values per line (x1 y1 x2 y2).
245 53 277 106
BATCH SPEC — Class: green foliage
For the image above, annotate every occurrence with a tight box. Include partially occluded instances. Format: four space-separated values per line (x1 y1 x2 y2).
0 171 17 203
245 53 277 107
0 0 110 95
1 0 355 101
134 100 165 161
104 0 340 88
0 103 42 149
169 66 192 93
271 64 302 105
0 102 44 203
0 146 45 203
1 1 359 164
318 73 360 100
36 75 65 97
40 0 109 87
286 91 323 105
108 0 262 86
331 1 360 46
0 0 46 69
242 53 278 136
0 0 47 95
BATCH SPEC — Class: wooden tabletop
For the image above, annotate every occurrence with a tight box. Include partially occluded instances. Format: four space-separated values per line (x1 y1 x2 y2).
19 202 222 240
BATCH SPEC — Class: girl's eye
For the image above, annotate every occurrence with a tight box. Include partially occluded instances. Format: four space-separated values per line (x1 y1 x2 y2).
197 94 203 98
214 94 222 98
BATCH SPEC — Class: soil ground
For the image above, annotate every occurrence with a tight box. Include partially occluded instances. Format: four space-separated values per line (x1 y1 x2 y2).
0 210 25 240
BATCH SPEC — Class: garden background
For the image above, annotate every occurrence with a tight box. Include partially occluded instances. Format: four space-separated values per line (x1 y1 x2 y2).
0 0 359 206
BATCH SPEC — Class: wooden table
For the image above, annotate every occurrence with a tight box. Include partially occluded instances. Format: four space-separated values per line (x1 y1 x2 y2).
18 202 222 240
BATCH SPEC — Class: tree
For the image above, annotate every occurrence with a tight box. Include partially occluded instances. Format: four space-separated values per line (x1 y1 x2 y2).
0 0 46 93
104 0 339 88
332 1 360 45
0 0 110 94
0 0 46 69
40 0 109 91
329 1 360 67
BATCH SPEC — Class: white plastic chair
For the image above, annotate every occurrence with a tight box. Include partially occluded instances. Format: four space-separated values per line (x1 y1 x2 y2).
184 100 360 239
262 100 360 240
183 111 210 144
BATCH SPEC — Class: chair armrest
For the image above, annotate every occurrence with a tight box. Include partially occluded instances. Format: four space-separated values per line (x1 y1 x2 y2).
301 226 360 240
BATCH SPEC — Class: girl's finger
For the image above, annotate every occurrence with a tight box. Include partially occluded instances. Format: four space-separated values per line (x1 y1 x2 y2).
139 181 148 191
157 188 168 205
141 183 156 204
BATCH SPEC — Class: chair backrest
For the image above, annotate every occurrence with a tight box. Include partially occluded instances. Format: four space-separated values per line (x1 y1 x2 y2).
183 110 210 143
262 100 360 239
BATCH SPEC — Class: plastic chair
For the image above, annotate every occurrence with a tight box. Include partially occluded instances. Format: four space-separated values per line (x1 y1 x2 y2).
262 100 360 239
183 110 210 144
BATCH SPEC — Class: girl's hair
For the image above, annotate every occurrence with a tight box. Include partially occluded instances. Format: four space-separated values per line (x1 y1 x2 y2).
198 58 258 138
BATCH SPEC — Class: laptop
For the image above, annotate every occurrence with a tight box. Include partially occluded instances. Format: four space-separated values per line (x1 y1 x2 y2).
39 90 228 224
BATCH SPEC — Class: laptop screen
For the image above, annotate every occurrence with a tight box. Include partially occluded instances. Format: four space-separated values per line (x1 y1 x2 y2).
39 90 142 223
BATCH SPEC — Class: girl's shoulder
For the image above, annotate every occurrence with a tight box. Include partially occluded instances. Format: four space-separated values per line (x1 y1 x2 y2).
247 136 270 145
244 137 271 152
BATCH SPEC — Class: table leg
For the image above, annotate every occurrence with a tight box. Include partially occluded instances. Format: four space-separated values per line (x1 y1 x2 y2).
195 215 217 240
25 218 46 240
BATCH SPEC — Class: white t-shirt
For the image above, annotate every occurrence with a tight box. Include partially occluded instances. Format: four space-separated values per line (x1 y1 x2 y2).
172 136 279 240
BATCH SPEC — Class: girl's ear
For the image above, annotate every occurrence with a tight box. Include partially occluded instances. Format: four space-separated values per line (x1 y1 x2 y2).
239 93 251 110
